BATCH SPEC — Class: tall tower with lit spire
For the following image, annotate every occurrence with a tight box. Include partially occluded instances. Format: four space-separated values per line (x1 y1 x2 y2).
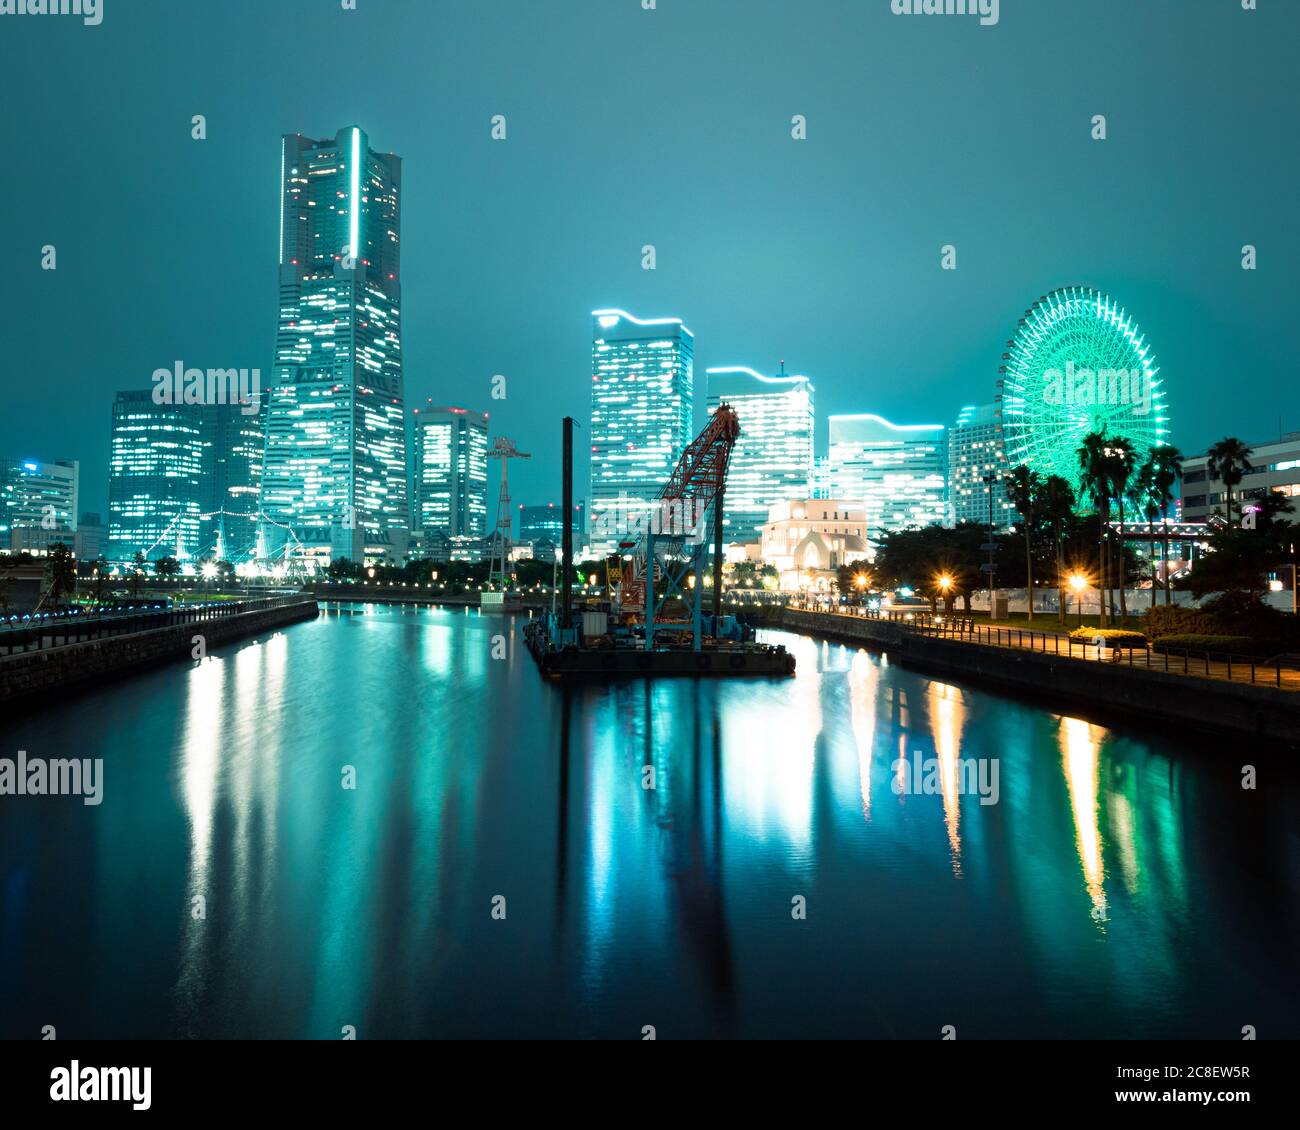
259 126 408 565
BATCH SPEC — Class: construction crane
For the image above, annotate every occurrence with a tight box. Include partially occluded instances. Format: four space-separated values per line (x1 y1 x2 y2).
620 404 741 651
487 437 530 586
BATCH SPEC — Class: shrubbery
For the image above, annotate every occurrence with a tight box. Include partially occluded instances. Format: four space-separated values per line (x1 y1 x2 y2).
1152 634 1273 657
1069 627 1146 647
1145 593 1296 648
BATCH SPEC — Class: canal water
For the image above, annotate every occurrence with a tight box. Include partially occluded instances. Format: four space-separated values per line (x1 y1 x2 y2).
1 602 1297 1039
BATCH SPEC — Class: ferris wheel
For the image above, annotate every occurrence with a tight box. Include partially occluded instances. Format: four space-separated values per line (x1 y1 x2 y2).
997 286 1171 495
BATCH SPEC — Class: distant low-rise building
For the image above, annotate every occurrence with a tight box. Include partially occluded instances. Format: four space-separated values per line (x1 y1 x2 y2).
1181 432 1300 522
75 512 107 562
518 501 585 547
760 499 869 592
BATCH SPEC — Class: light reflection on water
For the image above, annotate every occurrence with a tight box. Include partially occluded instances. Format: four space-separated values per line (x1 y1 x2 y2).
0 602 1297 1039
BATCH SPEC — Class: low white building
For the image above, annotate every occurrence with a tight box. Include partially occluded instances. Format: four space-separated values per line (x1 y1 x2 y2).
1181 431 1300 522
760 499 869 592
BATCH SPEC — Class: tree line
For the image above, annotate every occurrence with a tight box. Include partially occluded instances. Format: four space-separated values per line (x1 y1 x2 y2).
855 430 1295 627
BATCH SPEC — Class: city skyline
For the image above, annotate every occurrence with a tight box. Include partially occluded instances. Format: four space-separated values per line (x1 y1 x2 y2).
3 0 1299 1076
3 1 1295 524
0 289 1271 563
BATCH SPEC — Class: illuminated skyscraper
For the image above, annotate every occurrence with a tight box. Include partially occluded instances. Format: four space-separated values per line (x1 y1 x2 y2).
828 414 946 535
589 308 694 545
200 400 266 562
705 365 814 541
811 455 831 500
1 458 79 554
260 126 408 566
411 404 488 538
108 391 203 561
947 403 1015 527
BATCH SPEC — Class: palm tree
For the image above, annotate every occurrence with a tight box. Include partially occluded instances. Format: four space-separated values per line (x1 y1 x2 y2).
1206 437 1254 525
1150 444 1183 604
1039 474 1076 624
1131 457 1160 609
1004 465 1041 620
1105 437 1137 618
1077 430 1113 625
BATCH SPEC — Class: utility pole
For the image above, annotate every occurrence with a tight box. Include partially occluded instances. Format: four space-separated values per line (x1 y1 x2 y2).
561 417 574 633
982 473 998 617
712 486 724 630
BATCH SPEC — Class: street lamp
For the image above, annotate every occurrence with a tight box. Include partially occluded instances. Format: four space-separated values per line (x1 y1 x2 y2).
1069 572 1088 627
982 473 998 615
937 573 953 611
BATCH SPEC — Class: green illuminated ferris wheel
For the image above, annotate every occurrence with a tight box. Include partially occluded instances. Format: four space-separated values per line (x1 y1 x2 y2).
997 286 1170 499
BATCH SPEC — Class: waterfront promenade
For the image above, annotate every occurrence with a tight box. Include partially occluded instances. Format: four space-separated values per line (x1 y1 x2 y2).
791 605 1300 692
783 607 1300 746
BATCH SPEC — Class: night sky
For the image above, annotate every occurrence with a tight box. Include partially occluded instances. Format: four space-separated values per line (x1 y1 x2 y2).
2 0 1295 517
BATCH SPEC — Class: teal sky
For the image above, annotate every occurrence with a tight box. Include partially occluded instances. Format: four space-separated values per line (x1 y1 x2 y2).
1 0 1295 514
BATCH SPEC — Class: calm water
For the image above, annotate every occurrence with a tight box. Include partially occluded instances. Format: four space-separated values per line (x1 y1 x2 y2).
2 602 1298 1039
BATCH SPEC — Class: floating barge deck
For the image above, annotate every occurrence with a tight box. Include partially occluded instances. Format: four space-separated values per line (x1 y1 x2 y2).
523 620 794 681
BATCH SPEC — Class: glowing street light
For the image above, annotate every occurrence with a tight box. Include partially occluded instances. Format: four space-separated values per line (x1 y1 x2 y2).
1069 572 1088 627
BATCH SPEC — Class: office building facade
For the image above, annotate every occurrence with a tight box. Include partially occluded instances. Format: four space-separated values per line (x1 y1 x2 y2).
261 126 408 566
947 403 1016 528
1181 432 1300 522
411 404 489 538
201 401 265 562
589 309 694 546
705 366 814 543
108 391 204 561
518 502 586 545
1 458 79 554
828 414 946 535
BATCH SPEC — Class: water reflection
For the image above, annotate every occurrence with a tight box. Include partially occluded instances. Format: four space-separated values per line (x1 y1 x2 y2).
928 681 967 875
848 650 877 819
1 607 1296 1039
175 655 223 1032
1059 716 1107 924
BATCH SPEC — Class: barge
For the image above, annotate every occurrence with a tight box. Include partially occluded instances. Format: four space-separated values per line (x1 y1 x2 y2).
523 618 795 680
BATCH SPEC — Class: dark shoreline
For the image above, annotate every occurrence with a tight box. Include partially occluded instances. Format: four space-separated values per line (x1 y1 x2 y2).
0 598 319 712
780 609 1300 752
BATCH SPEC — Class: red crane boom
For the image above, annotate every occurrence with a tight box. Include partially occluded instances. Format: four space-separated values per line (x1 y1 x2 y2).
620 405 740 610
657 403 741 512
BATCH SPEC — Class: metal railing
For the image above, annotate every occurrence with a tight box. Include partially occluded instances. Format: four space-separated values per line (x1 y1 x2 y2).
786 603 1298 689
0 595 314 657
